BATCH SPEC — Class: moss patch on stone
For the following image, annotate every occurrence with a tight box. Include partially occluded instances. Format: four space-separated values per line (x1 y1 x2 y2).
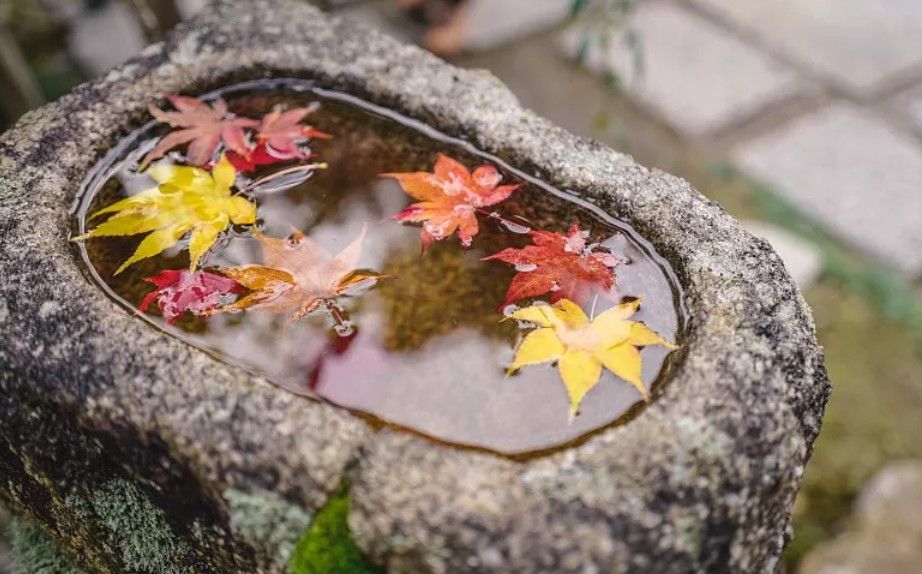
66 478 193 573
286 490 380 574
223 488 312 569
9 517 87 574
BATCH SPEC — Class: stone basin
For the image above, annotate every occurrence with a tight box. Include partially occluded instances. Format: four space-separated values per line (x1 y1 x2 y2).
0 0 830 572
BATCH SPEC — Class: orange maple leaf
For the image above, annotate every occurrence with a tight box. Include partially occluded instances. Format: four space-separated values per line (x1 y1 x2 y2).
215 225 383 321
483 222 618 307
142 94 258 168
382 153 521 250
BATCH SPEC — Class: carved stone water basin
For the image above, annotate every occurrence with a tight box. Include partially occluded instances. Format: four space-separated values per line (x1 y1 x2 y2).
0 1 829 572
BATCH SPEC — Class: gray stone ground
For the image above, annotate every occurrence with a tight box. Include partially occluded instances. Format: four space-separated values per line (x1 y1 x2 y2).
563 1 804 138
735 105 922 275
562 0 922 279
687 0 922 98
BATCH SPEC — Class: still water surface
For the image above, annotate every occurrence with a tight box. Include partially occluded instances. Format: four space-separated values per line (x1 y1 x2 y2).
75 79 685 455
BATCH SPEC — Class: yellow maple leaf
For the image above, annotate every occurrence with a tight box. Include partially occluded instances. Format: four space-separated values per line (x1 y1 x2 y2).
508 298 677 418
215 225 384 322
74 154 255 274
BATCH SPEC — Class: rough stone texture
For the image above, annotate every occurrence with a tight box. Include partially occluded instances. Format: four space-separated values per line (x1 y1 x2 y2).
743 221 823 289
800 460 922 573
0 1 829 572
564 1 802 137
688 0 922 98
735 104 922 277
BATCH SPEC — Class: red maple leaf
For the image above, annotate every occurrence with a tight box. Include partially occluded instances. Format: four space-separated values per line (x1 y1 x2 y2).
142 94 258 168
226 143 295 172
256 105 331 158
225 106 331 172
382 153 521 250
483 223 619 307
139 269 243 324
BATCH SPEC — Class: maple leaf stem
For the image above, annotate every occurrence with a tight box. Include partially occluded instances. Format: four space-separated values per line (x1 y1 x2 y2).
590 293 600 320
239 162 329 194
476 208 532 234
325 300 355 337
327 301 345 324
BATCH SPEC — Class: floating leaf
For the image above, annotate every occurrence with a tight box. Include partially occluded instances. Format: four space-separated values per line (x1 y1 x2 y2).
139 269 242 324
508 298 676 418
226 105 331 172
74 154 255 273
143 94 258 167
216 225 384 321
226 144 286 172
256 105 331 158
382 153 520 250
484 222 618 307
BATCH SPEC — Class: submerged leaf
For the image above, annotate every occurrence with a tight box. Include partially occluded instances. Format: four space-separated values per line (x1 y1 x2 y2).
484 222 618 306
74 154 255 273
143 94 258 167
508 298 676 418
382 153 520 250
216 225 384 321
139 269 242 324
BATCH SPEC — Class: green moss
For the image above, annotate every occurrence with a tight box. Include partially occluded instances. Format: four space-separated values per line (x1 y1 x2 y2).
286 490 380 574
9 517 87 574
223 488 312 568
65 478 193 573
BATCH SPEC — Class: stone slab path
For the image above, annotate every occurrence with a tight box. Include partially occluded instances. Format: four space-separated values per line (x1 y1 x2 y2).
736 105 922 275
557 0 922 279
564 1 803 138
687 0 922 99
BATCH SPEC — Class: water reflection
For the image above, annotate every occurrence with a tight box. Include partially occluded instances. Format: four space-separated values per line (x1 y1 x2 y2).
77 81 683 454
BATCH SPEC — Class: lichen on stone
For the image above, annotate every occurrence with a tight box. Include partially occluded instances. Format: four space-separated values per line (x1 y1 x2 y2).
65 478 193 573
286 490 379 574
223 488 312 569
9 517 87 574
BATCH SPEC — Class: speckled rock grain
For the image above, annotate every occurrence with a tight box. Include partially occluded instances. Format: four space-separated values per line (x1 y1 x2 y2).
0 1 829 572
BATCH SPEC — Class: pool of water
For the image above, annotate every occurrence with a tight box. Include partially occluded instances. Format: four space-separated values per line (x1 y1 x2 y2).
74 79 685 455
